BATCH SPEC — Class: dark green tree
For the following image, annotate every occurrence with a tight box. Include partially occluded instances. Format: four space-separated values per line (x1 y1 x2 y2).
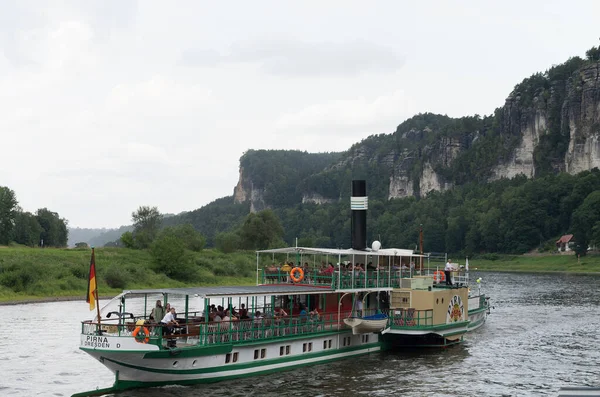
157 224 206 251
36 208 68 247
571 191 600 256
12 210 42 247
0 186 18 245
150 235 192 280
215 231 241 253
132 206 162 249
585 46 600 62
120 231 135 248
239 209 285 250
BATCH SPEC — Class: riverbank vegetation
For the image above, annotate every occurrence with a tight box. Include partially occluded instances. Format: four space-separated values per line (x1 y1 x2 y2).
1 246 599 303
0 246 257 303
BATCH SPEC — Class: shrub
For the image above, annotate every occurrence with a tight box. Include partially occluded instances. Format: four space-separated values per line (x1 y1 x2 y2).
215 232 240 253
104 267 129 289
150 235 194 280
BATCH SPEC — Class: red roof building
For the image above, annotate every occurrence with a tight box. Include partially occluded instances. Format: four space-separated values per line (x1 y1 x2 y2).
556 234 574 252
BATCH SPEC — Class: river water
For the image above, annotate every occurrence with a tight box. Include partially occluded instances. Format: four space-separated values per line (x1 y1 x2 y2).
1 272 599 397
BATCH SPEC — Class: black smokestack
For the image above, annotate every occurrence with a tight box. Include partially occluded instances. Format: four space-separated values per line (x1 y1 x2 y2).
351 180 367 250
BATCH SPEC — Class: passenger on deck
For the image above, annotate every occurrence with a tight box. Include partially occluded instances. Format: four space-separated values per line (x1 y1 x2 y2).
445 260 454 286
309 307 320 321
324 263 335 275
281 262 293 282
275 307 288 317
238 304 249 319
299 304 308 319
150 300 165 323
160 308 179 335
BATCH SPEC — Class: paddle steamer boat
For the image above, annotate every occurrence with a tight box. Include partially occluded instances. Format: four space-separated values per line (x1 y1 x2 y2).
76 181 490 395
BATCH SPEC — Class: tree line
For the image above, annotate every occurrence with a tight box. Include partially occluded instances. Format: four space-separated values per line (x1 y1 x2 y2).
141 168 600 258
0 186 68 247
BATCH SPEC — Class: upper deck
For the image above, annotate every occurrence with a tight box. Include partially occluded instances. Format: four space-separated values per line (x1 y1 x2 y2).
258 267 469 291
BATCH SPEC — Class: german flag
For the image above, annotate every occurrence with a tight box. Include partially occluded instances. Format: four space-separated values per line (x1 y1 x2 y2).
86 248 97 311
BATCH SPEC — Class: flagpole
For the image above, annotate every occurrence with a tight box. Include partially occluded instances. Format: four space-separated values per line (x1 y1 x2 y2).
92 247 102 328
95 287 102 327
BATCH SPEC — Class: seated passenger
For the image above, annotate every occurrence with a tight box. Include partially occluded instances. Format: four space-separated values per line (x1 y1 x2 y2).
238 304 249 320
309 308 320 321
274 307 288 319
160 307 179 335
253 311 263 324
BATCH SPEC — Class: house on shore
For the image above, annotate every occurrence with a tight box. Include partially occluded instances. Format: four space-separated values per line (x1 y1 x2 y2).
556 234 574 252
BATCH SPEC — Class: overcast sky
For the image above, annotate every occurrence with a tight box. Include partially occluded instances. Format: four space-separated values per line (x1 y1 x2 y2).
1 1 598 229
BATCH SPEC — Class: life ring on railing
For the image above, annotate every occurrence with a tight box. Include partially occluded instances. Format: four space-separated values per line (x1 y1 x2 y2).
290 267 304 283
433 270 446 283
132 326 150 343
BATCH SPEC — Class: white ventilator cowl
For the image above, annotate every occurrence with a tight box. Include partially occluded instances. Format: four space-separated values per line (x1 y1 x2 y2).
372 241 381 251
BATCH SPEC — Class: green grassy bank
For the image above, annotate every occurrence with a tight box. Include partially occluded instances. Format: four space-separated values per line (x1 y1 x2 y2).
465 252 600 273
0 247 257 303
0 247 598 303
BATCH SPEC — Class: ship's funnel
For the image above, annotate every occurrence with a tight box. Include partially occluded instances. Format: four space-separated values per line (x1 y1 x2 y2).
351 180 367 250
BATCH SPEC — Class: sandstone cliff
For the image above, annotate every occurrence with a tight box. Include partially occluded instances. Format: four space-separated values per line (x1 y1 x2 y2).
233 57 600 211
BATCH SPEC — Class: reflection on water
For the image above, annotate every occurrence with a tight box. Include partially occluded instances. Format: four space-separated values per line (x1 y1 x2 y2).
1 272 599 396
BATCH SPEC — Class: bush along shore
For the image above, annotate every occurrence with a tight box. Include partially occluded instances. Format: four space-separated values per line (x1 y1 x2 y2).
0 247 259 304
0 247 598 304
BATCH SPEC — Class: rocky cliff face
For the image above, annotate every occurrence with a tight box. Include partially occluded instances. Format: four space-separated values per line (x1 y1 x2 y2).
233 167 266 212
490 96 546 180
565 63 600 173
233 60 600 209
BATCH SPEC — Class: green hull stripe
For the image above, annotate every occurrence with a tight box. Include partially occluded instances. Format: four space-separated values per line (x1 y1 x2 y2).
467 316 486 329
104 347 379 392
104 342 380 375
468 307 488 315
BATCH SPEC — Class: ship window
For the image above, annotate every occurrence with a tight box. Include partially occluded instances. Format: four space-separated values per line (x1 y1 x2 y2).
280 346 285 356
436 298 439 304
323 340 327 349
254 349 259 360
328 339 332 348
308 343 312 352
286 345 290 355
261 349 266 358
442 298 444 304
233 352 239 363
303 343 307 352
225 353 231 364
192 360 197 367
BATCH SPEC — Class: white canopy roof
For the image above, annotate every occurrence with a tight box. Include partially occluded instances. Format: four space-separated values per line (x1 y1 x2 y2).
257 246 422 257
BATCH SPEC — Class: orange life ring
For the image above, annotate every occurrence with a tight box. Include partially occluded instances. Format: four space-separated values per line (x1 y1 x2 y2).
132 326 150 343
433 270 446 283
290 267 304 283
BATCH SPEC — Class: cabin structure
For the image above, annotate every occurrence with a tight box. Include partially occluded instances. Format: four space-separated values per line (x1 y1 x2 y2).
556 234 574 252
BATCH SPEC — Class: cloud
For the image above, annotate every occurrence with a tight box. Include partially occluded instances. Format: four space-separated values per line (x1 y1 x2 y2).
181 38 404 77
275 90 417 134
